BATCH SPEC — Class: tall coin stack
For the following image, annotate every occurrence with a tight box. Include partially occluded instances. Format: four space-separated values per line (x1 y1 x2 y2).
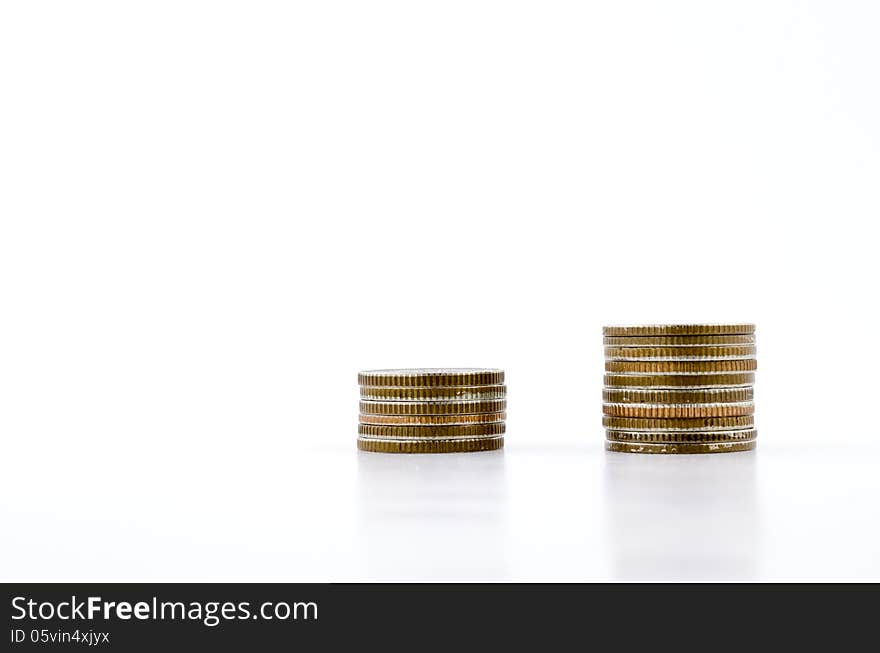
602 324 757 454
358 368 506 453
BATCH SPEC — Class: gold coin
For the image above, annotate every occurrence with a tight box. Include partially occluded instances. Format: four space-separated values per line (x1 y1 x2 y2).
604 334 756 347
358 436 504 453
606 428 757 443
359 411 506 426
604 345 756 360
603 324 755 337
605 359 757 374
605 440 756 454
602 387 753 404
358 368 504 387
604 373 755 388
602 415 754 431
360 385 506 401
360 399 507 415
603 402 754 418
358 423 506 438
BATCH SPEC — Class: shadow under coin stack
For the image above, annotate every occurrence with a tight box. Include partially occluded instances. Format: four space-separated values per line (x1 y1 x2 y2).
358 368 506 453
602 324 757 454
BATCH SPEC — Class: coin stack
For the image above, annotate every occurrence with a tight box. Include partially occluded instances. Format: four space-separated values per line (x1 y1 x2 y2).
603 324 757 454
358 368 506 453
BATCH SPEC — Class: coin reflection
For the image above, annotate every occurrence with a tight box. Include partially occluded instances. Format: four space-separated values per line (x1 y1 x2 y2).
356 450 508 580
603 450 758 580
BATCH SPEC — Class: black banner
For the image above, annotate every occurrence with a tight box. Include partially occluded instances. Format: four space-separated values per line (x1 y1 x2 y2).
3 584 877 650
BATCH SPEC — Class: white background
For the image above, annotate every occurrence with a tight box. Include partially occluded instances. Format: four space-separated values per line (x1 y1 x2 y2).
1 1 879 581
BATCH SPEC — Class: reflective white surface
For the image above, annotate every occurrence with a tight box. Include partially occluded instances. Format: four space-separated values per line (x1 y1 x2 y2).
3 441 878 581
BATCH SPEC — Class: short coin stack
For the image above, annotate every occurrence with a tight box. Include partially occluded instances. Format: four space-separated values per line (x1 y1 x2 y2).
358 368 506 453
602 324 757 454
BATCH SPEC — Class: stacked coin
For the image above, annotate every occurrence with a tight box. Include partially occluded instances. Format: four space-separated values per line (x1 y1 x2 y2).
603 324 757 454
358 368 506 453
